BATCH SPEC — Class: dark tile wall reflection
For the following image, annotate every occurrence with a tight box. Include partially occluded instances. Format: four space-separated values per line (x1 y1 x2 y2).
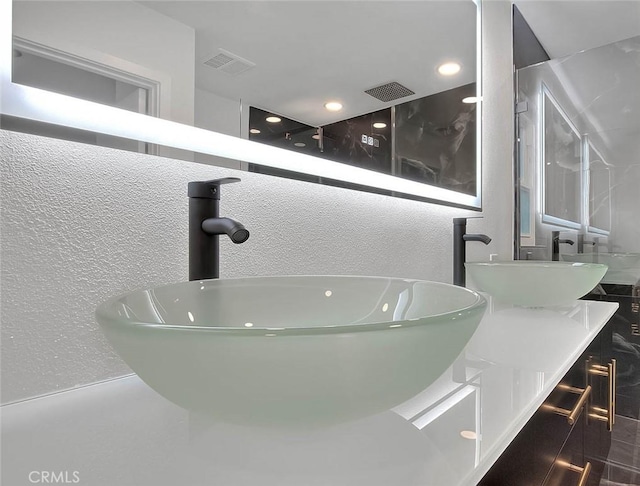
395 83 477 195
322 109 391 175
248 83 477 199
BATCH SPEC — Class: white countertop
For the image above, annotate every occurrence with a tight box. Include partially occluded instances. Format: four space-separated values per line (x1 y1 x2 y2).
0 299 619 486
394 298 618 485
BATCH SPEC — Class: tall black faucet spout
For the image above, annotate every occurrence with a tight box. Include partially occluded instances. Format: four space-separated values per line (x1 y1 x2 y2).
202 217 250 244
464 234 492 245
453 218 491 287
551 231 575 261
188 178 248 281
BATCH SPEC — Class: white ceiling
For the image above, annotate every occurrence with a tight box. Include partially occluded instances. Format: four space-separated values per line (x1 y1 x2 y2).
515 1 640 168
139 1 477 126
141 1 640 128
514 0 640 59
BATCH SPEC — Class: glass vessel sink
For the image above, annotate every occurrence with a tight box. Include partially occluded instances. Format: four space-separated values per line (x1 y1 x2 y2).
96 276 486 428
561 252 640 270
465 261 608 307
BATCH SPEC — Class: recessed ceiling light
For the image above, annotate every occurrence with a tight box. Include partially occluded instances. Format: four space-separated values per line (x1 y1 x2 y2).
266 116 281 123
437 62 461 76
462 96 479 104
373 122 387 129
460 430 477 440
312 134 320 140
249 128 261 134
294 142 306 147
324 101 343 112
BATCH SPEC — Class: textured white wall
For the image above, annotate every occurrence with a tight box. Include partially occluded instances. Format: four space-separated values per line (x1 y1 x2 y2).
1 0 513 416
1 129 476 404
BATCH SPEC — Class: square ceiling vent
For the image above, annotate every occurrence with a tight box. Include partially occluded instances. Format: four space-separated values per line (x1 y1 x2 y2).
203 49 256 76
365 82 415 103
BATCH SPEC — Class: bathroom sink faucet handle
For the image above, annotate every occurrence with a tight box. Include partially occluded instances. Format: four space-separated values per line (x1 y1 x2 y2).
188 177 241 199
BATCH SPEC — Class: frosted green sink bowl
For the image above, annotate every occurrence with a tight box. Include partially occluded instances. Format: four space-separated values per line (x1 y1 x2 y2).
96 276 486 428
465 261 608 307
562 252 640 271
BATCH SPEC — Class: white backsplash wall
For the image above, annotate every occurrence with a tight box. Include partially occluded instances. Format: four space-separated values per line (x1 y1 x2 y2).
0 130 461 403
1 0 513 410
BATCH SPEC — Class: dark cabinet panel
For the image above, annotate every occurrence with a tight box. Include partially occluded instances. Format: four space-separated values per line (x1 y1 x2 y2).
543 415 585 486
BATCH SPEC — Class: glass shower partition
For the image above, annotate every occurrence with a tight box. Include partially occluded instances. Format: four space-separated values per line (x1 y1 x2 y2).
515 35 640 282
514 36 640 428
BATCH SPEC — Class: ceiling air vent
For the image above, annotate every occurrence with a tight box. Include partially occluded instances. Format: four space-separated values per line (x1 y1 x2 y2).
364 82 415 103
203 49 255 76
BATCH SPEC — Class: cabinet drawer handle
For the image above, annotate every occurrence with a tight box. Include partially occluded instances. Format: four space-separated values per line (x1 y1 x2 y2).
612 359 616 425
588 359 616 431
543 385 591 425
558 461 592 486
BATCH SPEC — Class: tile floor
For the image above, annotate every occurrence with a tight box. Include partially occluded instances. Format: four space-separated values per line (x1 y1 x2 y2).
600 415 640 485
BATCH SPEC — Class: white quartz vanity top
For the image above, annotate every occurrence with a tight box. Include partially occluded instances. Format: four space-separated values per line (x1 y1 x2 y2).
1 299 618 486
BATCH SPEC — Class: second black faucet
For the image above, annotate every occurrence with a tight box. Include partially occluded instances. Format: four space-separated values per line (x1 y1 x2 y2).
453 218 491 287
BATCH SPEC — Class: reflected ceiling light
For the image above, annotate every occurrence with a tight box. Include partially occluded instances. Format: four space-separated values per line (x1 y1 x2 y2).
325 290 333 297
244 322 254 328
249 128 261 134
437 62 461 76
266 116 281 123
324 101 343 112
294 142 306 147
373 122 387 129
312 134 320 140
460 430 477 440
382 303 389 312
462 96 479 104
187 311 195 323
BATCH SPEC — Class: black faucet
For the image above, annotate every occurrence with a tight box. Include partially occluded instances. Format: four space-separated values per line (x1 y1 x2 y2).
188 177 249 281
551 231 575 261
453 218 492 287
577 234 596 254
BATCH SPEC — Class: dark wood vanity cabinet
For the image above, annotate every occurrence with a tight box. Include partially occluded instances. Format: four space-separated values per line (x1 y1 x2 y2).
480 319 615 486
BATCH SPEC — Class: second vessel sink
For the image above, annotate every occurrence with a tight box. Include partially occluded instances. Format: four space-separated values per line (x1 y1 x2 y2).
561 252 640 271
465 261 608 307
96 276 486 428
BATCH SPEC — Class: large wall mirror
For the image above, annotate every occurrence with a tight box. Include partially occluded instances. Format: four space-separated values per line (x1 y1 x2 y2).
514 2 640 285
1 0 482 208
